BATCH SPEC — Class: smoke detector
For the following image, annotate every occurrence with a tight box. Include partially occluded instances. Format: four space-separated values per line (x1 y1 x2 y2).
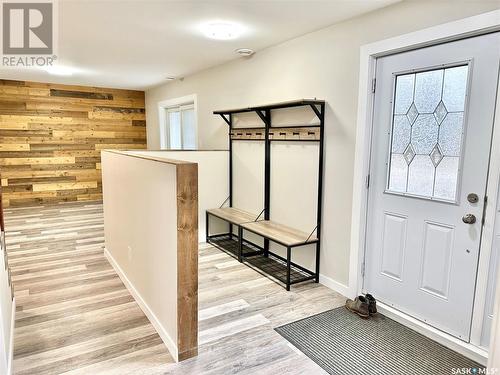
235 48 254 57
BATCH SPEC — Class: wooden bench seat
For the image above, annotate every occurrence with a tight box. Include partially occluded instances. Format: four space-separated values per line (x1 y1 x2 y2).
240 220 317 247
206 208 318 290
206 207 257 225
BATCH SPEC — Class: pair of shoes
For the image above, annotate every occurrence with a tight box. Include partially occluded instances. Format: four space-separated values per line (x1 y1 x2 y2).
345 293 377 319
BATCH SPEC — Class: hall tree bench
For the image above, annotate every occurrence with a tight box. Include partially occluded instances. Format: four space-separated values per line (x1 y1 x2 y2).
207 99 326 291
206 208 318 291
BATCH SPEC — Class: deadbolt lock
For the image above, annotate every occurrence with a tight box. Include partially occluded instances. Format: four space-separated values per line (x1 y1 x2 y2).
467 193 479 203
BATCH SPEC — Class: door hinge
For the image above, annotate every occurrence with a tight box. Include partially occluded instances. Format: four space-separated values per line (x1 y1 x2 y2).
361 261 366 277
371 78 377 93
366 174 370 189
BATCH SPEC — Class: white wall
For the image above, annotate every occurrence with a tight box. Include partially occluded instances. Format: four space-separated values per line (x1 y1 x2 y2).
481 174 500 349
146 0 500 287
232 141 265 216
489 195 500 369
102 151 188 361
131 150 228 242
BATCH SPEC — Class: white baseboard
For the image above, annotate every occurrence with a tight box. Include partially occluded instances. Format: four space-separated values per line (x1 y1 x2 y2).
378 302 488 365
319 274 351 298
7 297 15 375
104 248 179 361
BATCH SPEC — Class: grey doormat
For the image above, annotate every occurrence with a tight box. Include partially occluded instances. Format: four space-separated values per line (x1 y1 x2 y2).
275 307 484 375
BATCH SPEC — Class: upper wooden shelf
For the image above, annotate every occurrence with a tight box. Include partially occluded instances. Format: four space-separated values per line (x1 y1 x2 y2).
213 99 325 115
241 220 318 247
207 207 257 225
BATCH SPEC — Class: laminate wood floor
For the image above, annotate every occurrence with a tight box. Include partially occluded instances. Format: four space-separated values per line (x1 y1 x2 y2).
5 201 345 375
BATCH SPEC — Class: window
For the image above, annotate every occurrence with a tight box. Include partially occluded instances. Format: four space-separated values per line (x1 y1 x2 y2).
387 65 469 202
159 95 197 150
165 104 196 149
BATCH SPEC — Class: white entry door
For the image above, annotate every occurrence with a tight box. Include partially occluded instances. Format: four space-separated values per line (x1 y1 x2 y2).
365 32 500 341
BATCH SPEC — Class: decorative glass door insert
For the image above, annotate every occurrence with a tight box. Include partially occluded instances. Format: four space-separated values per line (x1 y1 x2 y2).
387 65 469 202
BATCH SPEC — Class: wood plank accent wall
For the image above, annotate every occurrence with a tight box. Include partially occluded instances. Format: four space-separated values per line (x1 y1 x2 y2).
0 80 146 207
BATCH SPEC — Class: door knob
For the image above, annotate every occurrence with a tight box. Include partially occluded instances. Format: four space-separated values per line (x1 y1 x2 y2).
462 214 476 224
467 193 479 203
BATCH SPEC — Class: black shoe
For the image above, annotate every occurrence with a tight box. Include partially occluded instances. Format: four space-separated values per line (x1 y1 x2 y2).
365 294 377 315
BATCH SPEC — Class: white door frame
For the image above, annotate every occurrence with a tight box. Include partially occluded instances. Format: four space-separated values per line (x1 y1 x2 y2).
349 9 500 361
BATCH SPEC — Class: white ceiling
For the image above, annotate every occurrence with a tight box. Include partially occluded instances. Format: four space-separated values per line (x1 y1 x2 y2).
0 0 399 90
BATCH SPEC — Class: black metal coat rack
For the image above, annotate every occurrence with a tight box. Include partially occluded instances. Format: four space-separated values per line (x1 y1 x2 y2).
208 99 326 290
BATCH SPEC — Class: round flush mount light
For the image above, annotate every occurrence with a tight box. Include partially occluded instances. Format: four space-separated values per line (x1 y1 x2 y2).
202 22 241 40
235 48 254 57
165 76 176 81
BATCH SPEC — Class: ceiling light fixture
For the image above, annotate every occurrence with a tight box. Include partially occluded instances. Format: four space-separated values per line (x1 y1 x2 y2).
235 48 254 57
43 65 76 76
165 76 176 81
202 22 241 40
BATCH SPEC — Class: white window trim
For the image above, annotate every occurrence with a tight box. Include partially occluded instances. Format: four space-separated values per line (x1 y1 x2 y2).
349 9 500 364
158 94 198 150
